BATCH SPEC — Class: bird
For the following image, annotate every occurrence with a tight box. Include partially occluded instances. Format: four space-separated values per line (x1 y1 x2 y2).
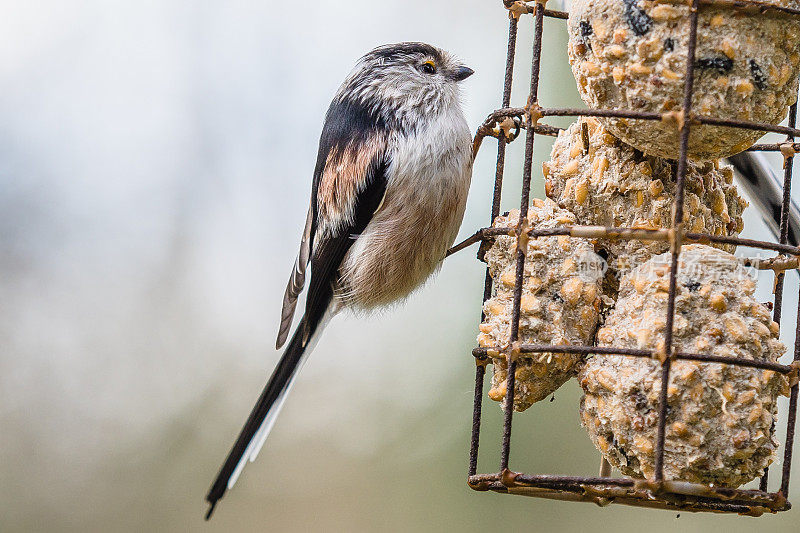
204 42 475 519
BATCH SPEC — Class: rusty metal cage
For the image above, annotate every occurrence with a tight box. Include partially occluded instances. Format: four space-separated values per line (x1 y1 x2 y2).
451 0 800 516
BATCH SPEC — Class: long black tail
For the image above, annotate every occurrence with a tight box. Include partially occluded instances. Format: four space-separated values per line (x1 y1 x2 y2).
728 152 800 246
204 312 326 519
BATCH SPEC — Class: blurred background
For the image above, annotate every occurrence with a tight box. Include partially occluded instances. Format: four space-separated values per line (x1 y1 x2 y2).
1 1 799 531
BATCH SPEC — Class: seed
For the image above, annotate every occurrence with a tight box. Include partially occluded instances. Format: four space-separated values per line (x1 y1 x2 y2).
720 38 737 60
709 292 727 312
634 435 653 455
487 301 505 316
612 67 625 83
769 321 780 335
613 28 627 43
735 80 754 96
635 191 644 207
593 21 609 41
780 64 791 85
605 44 626 59
724 315 749 343
520 294 541 315
750 304 769 321
527 276 543 292
770 64 780 82
649 180 664 196
544 179 554 197
732 430 750 449
561 277 584 305
763 370 777 386
583 283 598 303
738 391 757 405
575 180 589 205
672 421 690 437
583 61 601 76
488 383 506 401
595 369 616 391
629 63 652 76
651 4 681 21
752 322 770 338
722 382 735 402
661 68 681 80
597 327 613 344
748 406 763 425
500 270 516 288
561 257 576 275
479 323 492 334
594 156 609 180
562 159 580 176
636 38 662 61
602 133 617 146
597 436 611 454
569 142 583 158
477 332 492 347
636 328 651 348
710 190 726 215
710 14 724 27
695 336 710 351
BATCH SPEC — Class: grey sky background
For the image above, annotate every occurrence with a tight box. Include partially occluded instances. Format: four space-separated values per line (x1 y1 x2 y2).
1 1 799 531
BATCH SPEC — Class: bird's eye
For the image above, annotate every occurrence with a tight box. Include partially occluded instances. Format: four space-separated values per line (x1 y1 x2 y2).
420 61 436 75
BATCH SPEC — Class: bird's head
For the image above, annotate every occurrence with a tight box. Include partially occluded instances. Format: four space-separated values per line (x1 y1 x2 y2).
339 42 473 131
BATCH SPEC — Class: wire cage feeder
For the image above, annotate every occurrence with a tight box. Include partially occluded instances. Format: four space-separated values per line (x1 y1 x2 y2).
454 0 800 516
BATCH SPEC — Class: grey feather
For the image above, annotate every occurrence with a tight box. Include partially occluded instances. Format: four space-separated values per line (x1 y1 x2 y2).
276 205 313 348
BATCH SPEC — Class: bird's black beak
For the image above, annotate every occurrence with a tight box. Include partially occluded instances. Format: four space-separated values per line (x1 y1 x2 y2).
452 65 474 81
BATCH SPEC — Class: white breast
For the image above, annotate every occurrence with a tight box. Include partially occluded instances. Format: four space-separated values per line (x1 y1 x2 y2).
338 106 473 310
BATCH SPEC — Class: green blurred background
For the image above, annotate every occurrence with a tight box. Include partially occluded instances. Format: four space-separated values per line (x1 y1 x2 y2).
1 1 799 531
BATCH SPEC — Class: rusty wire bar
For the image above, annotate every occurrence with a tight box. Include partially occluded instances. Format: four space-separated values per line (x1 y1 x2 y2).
499 0 545 473
780 101 800 496
449 224 800 257
472 344 799 375
463 0 800 515
653 0 701 484
469 12 519 479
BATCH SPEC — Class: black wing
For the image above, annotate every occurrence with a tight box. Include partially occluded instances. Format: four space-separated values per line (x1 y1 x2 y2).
276 95 390 346
206 95 389 519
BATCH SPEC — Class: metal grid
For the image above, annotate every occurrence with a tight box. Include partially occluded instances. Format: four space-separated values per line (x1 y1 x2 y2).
454 0 800 516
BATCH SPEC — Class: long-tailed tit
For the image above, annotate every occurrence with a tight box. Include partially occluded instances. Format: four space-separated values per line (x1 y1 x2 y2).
205 42 474 518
